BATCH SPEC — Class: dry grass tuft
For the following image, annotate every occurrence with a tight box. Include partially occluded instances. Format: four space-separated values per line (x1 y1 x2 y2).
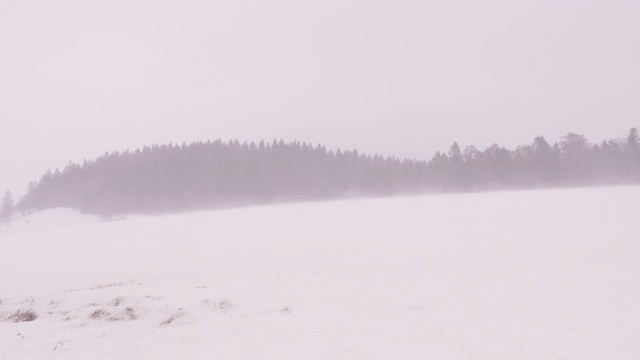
160 312 184 326
203 298 234 313
125 307 137 320
89 309 109 320
6 309 38 322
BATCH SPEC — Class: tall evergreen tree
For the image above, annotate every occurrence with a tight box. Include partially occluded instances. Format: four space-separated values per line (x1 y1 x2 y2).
624 127 640 180
530 136 560 185
1 191 15 221
626 128 640 150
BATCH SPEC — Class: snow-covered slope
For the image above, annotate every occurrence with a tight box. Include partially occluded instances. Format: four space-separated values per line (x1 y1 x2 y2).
1 187 639 359
0 208 102 236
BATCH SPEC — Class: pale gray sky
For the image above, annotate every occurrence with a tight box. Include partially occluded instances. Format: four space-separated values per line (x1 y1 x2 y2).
1 0 639 196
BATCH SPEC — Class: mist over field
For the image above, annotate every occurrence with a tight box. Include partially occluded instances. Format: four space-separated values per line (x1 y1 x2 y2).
2 0 640 195
2 0 640 358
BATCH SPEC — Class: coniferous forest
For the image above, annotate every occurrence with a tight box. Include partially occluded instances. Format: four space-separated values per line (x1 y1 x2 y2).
11 128 640 217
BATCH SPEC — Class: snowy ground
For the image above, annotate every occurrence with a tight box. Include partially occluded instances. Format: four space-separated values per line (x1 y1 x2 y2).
1 187 639 359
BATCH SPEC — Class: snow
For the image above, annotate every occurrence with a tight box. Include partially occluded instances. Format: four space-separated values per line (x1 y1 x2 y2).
1 187 640 359
0 208 102 236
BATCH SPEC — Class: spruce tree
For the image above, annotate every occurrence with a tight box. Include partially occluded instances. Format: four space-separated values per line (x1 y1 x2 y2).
1 191 15 221
625 127 640 180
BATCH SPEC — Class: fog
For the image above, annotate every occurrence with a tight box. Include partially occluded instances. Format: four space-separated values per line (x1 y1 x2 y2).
2 0 639 195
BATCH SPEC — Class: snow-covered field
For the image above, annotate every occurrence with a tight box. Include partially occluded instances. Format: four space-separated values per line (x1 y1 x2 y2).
1 187 639 359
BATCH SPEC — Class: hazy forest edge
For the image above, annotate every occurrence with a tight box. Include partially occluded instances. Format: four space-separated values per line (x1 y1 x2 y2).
2 128 640 219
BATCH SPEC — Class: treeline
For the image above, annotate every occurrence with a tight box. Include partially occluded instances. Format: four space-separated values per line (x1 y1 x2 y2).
8 128 640 217
16 139 426 216
426 129 640 191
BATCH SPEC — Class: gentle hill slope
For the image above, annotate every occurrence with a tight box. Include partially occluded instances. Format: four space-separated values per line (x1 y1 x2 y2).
1 187 640 359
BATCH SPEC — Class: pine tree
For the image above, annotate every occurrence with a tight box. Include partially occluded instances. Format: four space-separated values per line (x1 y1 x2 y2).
626 128 640 150
625 127 640 180
1 190 15 221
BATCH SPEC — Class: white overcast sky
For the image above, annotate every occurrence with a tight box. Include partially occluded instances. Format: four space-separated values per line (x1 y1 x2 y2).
1 0 639 195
